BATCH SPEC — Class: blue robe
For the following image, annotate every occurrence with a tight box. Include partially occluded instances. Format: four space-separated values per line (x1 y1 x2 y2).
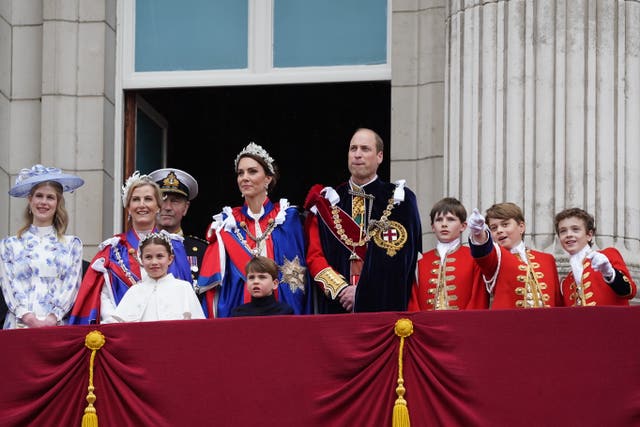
69 229 192 324
198 199 312 318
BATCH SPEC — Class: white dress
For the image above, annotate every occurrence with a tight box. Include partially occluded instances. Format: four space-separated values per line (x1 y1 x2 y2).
0 225 83 329
108 273 205 322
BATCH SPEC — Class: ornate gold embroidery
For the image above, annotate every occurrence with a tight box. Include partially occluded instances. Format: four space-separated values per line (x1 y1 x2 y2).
314 267 348 300
432 254 455 310
371 220 408 256
514 251 548 308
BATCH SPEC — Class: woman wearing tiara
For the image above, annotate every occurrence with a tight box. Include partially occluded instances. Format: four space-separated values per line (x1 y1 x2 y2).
69 171 192 324
197 142 312 317
0 165 84 328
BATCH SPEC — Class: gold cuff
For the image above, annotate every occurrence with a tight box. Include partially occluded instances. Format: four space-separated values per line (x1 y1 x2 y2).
315 267 348 300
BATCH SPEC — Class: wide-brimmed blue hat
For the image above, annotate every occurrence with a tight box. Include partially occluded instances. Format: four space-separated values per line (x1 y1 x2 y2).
9 164 84 198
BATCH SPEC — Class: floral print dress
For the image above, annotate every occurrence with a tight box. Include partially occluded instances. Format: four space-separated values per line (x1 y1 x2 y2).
0 225 83 328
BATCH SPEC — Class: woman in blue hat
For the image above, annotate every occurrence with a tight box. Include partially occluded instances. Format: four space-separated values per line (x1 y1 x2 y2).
0 164 84 328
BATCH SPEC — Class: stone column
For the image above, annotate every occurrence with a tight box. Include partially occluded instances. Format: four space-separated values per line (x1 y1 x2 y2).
0 0 43 235
392 0 447 248
0 1 115 258
41 0 116 258
445 0 640 289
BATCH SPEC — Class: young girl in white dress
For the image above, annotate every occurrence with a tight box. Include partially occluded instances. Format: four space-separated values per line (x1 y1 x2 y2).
109 231 205 322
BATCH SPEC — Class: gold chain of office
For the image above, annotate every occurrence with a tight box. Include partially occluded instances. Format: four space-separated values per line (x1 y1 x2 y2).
234 218 278 255
332 198 396 248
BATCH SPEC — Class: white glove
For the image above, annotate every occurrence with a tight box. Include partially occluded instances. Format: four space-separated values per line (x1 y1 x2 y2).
468 208 487 237
587 251 615 281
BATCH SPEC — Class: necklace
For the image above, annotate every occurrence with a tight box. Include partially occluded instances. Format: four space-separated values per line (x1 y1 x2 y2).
331 197 397 248
112 244 139 286
234 218 277 256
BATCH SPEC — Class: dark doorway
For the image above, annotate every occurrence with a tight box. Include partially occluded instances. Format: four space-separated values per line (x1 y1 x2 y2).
130 81 391 238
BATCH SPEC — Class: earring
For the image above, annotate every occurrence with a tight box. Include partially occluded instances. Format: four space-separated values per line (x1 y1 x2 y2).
28 208 32 215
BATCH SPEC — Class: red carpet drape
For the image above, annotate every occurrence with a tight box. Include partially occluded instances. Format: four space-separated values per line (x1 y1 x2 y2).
1 307 639 426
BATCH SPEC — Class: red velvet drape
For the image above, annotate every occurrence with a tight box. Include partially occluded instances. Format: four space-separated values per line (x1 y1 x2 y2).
1 307 639 426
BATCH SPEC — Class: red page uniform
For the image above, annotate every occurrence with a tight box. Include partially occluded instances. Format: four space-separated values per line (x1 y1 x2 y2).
470 237 562 308
561 247 636 306
408 243 488 310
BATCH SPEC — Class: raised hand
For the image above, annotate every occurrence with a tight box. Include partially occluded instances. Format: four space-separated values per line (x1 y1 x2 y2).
587 251 615 281
468 208 487 237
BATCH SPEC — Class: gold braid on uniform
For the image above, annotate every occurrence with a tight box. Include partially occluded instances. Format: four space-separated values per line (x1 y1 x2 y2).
431 257 458 310
515 253 549 308
573 265 591 306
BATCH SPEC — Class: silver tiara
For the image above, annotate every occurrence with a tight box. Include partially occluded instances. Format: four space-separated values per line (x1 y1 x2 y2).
234 142 275 175
138 230 174 255
121 171 154 205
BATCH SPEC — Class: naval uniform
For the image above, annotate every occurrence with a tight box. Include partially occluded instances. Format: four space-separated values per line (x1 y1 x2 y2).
182 233 208 286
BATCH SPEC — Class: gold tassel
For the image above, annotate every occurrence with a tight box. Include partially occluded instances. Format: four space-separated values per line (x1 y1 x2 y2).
393 319 413 427
82 331 105 427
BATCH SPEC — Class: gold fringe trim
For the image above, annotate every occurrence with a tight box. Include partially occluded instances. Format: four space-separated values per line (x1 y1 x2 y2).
82 331 105 427
393 319 413 427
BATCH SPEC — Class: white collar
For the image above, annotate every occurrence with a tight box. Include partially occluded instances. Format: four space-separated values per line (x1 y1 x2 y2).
349 176 378 189
510 241 528 264
248 206 265 221
569 245 591 285
144 272 175 284
436 239 461 262
569 244 591 263
33 225 55 238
